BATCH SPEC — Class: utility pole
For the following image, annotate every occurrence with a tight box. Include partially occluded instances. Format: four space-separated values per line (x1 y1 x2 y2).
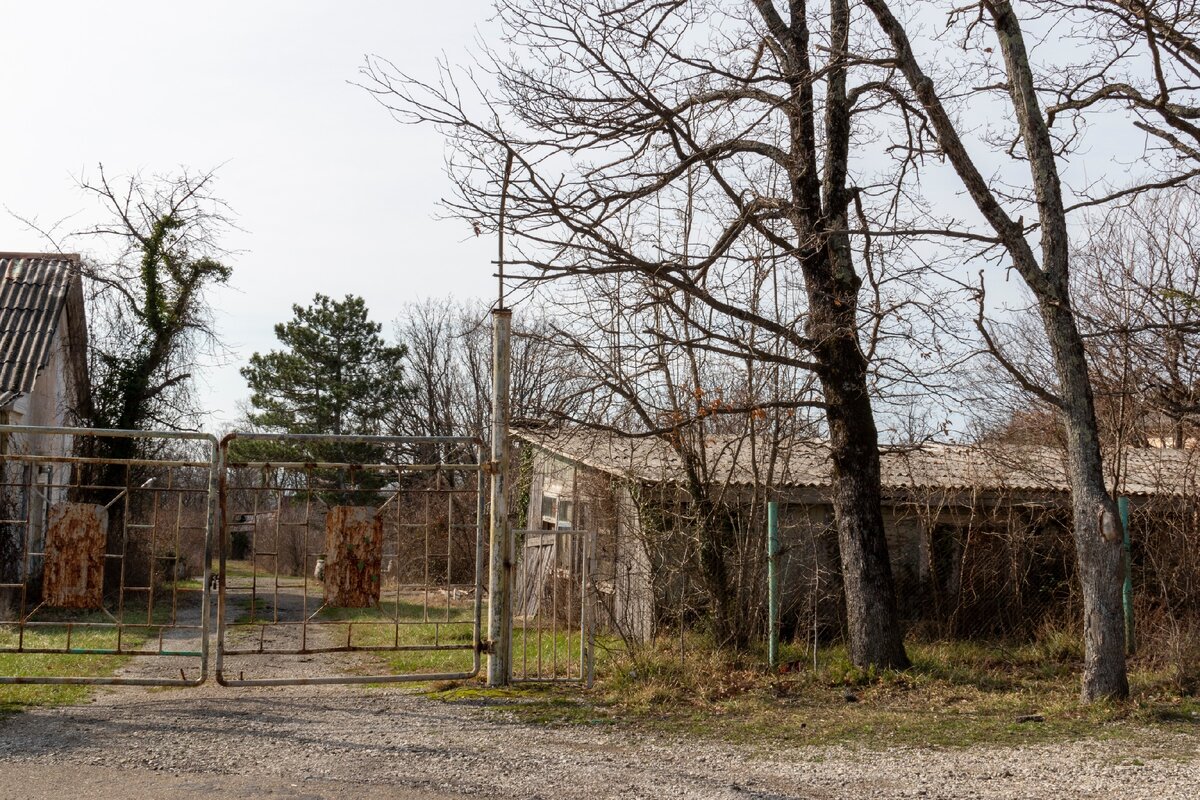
487 151 516 687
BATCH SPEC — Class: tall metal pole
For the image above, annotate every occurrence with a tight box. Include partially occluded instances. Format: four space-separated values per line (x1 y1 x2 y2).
486 308 513 686
767 500 780 670
1118 496 1136 655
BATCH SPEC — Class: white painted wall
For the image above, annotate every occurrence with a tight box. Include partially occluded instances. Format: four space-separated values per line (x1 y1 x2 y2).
2 305 80 558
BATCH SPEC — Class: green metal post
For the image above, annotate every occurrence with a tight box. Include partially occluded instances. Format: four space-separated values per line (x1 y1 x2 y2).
1118 496 1135 655
767 501 780 670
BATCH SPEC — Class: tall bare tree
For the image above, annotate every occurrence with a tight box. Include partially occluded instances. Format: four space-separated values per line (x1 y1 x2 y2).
1073 192 1200 450
363 0 925 668
859 0 1200 700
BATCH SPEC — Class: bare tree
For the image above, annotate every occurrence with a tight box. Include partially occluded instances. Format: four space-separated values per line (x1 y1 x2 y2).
1073 191 1200 450
363 0 924 668
856 0 1200 700
528 263 826 647
1041 0 1200 171
394 298 572 446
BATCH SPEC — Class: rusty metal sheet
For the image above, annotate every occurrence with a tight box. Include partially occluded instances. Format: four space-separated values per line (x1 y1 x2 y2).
42 502 107 609
322 505 382 608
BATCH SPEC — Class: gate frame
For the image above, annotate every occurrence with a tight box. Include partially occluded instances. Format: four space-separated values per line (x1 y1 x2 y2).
0 424 218 687
213 430 487 687
511 527 596 687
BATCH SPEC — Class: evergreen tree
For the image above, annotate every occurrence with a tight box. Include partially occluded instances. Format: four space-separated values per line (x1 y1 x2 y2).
237 294 409 502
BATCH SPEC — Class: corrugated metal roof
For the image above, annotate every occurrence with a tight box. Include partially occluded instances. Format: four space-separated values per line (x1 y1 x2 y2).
515 428 1200 498
0 253 81 409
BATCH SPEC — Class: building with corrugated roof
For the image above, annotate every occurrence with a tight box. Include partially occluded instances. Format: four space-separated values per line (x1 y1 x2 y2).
0 253 89 426
515 426 1200 643
0 253 91 586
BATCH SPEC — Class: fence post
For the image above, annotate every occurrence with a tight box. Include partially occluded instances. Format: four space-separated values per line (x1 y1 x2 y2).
1118 495 1136 655
767 500 780 670
487 308 513 686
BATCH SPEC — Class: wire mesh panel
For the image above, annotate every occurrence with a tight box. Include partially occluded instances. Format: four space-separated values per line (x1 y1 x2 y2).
215 432 485 686
0 425 218 686
513 529 595 685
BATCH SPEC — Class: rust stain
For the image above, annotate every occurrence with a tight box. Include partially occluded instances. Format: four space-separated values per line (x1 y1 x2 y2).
323 505 383 608
43 502 107 609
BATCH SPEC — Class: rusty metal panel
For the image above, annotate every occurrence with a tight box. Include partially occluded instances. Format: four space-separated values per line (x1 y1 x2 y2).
323 505 382 608
42 502 107 609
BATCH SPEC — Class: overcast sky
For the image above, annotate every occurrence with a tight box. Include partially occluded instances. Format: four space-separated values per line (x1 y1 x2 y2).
0 1 496 429
0 2 1156 439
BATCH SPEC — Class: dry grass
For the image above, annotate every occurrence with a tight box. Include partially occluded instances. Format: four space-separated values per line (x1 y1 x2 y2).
428 633 1200 748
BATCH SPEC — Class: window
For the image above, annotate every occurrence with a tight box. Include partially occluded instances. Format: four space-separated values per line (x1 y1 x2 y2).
540 494 574 530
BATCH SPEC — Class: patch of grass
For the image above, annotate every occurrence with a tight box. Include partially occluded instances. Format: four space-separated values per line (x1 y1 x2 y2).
0 649 132 715
0 596 191 713
431 633 1200 749
313 601 611 681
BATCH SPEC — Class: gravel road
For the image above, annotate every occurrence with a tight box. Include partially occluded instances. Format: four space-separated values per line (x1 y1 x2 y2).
1 582 1197 799
1 677 1198 799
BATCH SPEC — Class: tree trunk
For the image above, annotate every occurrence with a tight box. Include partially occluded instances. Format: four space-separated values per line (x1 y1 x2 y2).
817 333 911 670
1042 302 1130 701
863 0 1128 700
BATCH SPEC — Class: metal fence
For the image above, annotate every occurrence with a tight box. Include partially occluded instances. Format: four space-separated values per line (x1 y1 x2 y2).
0 425 218 686
512 528 595 685
214 431 486 686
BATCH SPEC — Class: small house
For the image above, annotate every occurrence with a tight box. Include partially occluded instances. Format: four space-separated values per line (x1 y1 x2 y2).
514 426 1200 643
0 253 91 586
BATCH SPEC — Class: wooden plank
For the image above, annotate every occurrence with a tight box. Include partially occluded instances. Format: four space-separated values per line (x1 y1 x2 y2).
323 506 383 608
43 502 107 609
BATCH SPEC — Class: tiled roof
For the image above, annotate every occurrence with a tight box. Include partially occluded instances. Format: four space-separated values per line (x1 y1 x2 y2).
515 428 1200 498
0 253 82 408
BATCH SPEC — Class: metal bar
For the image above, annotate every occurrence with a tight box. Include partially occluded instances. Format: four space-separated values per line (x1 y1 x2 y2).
223 461 477 473
221 432 480 446
220 643 474 655
215 668 480 688
472 449 486 677
1119 496 1136 655
0 424 215 442
768 500 780 670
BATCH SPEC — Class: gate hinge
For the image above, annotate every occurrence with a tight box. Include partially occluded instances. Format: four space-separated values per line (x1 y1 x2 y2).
481 461 501 476
479 639 495 655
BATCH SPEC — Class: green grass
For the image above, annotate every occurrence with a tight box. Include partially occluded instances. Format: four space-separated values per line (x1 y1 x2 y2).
318 598 478 675
0 593 201 713
0 648 132 714
422 634 1200 750
316 601 615 681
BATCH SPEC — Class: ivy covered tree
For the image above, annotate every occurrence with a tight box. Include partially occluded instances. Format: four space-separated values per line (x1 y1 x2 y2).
81 167 234 453
237 294 410 500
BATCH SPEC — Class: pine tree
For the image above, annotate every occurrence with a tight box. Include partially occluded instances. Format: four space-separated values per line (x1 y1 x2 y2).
237 294 409 502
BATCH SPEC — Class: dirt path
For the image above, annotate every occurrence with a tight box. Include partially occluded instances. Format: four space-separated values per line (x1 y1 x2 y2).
117 572 392 685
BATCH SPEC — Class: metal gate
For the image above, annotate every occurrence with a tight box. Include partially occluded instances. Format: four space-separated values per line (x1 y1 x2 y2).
214 432 485 686
0 425 217 686
513 528 595 686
